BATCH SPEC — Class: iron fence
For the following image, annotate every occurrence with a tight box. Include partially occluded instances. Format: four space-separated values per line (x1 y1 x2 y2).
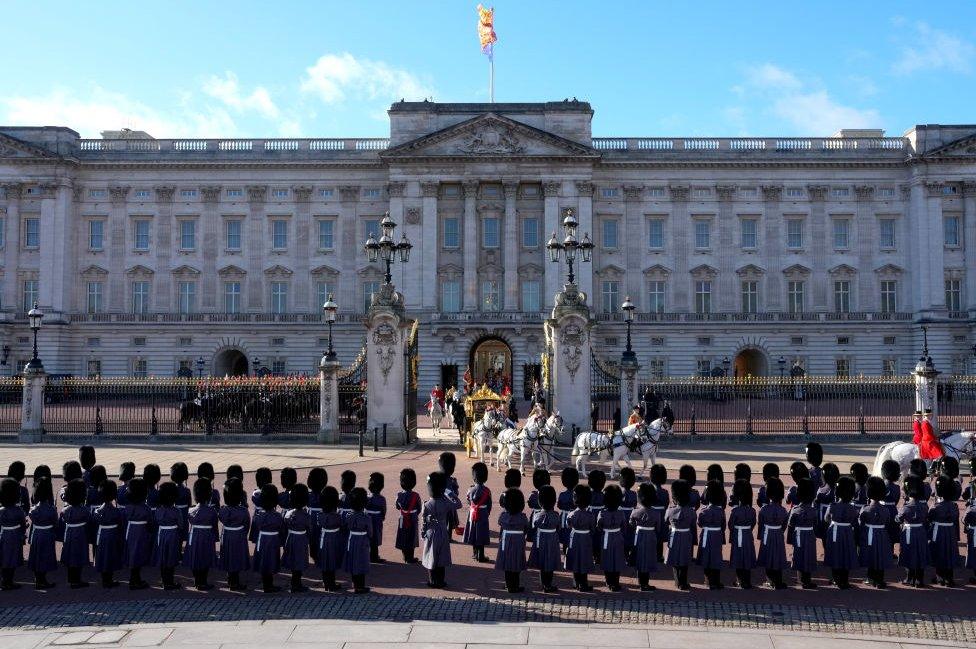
337 348 367 436
0 378 22 437
638 376 976 435
41 377 319 438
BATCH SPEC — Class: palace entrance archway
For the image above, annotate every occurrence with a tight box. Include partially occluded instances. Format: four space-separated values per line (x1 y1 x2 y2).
734 348 768 377
469 337 513 394
214 348 249 377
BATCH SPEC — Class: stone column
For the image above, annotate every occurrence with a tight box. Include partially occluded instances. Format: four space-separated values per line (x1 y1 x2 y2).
200 186 221 310
1 183 21 311
575 181 595 301
619 352 639 428
547 284 592 433
914 352 940 430
964 181 976 311
924 181 947 314
807 185 828 310
154 186 176 311
503 181 519 310
462 181 479 311
543 181 561 308
623 185 645 302
318 353 340 444
293 186 313 311
19 363 45 442
37 184 60 313
338 186 361 312
108 185 130 311
761 185 783 311
854 186 875 310
420 182 439 310
365 285 411 444
245 186 267 311
668 185 691 311
715 185 736 312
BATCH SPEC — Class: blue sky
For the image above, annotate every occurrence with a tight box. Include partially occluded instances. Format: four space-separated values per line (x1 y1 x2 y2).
2 1 973 138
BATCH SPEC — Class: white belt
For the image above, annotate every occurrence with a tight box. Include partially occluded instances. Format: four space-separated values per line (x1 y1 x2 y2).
157 524 178 546
560 511 570 527
635 525 655 542
902 523 923 545
189 524 212 546
398 509 418 528
568 529 589 549
931 521 953 542
347 529 367 551
29 523 52 544
319 527 340 547
125 520 147 542
602 527 621 550
587 505 603 512
96 524 117 547
651 506 666 510
177 505 189 510
0 525 21 544
501 529 524 551
829 521 850 543
882 502 897 506
65 522 86 528
308 508 322 513
864 523 887 546
256 530 279 553
536 528 557 535
818 504 830 521
733 525 752 547
700 526 722 549
793 526 814 548
762 524 782 546
220 524 244 543
366 510 382 515
620 507 634 512
669 526 690 547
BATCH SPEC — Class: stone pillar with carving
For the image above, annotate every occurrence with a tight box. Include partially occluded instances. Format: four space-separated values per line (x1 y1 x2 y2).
420 182 439 310
623 184 644 301
964 181 976 312
154 186 176 311
854 185 875 310
761 185 783 311
293 185 313 310
503 181 519 310
107 185 130 311
619 353 639 430
462 181 479 311
200 186 221 310
807 185 828 311
924 181 947 314
715 185 736 312
546 283 592 434
1 184 22 311
318 353 341 444
338 185 361 312
365 284 411 445
19 363 45 443
668 185 691 311
542 181 561 308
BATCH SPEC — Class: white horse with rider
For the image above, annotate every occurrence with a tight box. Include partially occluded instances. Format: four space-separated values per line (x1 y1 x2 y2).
496 410 565 474
472 406 504 464
872 428 976 477
571 418 670 479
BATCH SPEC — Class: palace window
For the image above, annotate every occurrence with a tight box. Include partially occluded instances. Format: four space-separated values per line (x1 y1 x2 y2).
224 282 241 314
740 218 757 248
602 280 620 314
880 280 898 313
882 358 897 377
363 188 381 199
835 357 851 378
602 219 618 249
946 279 962 312
600 188 618 199
944 215 961 247
482 217 500 248
442 217 459 248
272 219 288 249
834 281 851 313
134 220 151 251
648 219 665 249
87 359 102 378
87 281 103 313
180 189 197 199
363 281 379 313
648 280 666 314
832 187 850 198
133 189 151 200
694 280 712 314
740 281 758 314
441 281 461 313
23 218 39 248
88 220 104 250
133 358 148 378
225 219 242 250
879 218 896 249
648 358 666 379
272 188 289 199
270 281 288 314
694 220 711 249
225 188 243 199
786 219 803 249
320 189 334 199
522 217 539 248
481 280 501 312
363 219 380 241
521 280 541 312
878 187 895 198
832 219 850 249
132 281 150 314
22 280 38 312
178 281 196 314
318 219 335 249
316 282 335 311
786 187 804 199
89 189 107 199
179 220 196 250
787 280 804 313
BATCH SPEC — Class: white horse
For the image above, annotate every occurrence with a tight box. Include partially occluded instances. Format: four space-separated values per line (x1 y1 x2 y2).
570 423 637 475
472 410 502 463
494 413 560 475
609 418 669 479
427 399 445 435
872 429 976 477
535 413 565 470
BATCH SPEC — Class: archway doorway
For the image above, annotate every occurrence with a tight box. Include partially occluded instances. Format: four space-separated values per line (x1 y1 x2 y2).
214 348 249 377
469 337 513 394
734 348 768 377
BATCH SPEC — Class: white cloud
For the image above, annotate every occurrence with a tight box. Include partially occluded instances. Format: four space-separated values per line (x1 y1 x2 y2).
730 64 881 135
202 71 279 119
0 86 237 138
892 22 975 75
301 52 434 106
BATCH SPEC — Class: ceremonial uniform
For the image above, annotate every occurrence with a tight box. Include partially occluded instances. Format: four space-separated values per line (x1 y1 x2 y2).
421 496 458 570
597 509 628 573
882 481 901 544
895 500 929 569
664 504 696 567
727 504 756 570
528 510 561 572
182 504 218 571
756 503 787 571
620 488 638 551
926 499 959 571
964 504 976 572
462 484 492 547
123 501 154 570
815 484 835 539
27 502 58 574
59 504 91 568
808 465 824 490
556 488 575 549
824 502 859 569
365 493 386 551
217 504 251 573
629 505 661 574
918 417 943 460
250 509 284 574
394 490 421 551
342 510 371 576
494 511 529 572
563 508 595 574
526 490 540 543
92 502 125 573
152 506 182 569
0 505 26 569
281 507 312 573
315 510 345 572
652 485 670 561
787 503 818 574
696 504 726 570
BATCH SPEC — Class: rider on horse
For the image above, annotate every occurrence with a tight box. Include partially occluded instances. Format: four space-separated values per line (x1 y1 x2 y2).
913 409 944 461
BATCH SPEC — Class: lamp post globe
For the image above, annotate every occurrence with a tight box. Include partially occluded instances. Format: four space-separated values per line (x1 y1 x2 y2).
26 303 43 369
547 208 593 286
364 211 411 286
323 293 338 361
621 295 636 365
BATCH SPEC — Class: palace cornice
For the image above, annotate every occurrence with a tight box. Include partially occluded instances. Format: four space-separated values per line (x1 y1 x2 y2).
70 160 387 171
595 160 910 170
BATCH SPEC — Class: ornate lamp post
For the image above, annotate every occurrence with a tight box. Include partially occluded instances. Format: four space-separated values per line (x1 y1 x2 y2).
621 295 636 366
364 212 412 286
323 294 338 361
546 208 593 285
26 303 43 370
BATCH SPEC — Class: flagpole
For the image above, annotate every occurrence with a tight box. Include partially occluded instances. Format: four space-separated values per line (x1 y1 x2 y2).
489 55 494 103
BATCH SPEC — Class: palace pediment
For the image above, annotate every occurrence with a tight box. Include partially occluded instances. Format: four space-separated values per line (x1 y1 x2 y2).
0 133 62 160
922 133 976 159
380 113 598 160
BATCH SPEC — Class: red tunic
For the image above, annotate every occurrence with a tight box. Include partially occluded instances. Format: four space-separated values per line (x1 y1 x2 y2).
912 419 923 445
918 419 944 460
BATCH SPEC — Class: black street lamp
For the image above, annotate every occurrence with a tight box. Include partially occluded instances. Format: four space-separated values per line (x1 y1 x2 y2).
546 208 593 285
364 212 412 285
195 355 205 378
27 303 43 370
777 355 786 378
323 293 338 361
621 295 636 365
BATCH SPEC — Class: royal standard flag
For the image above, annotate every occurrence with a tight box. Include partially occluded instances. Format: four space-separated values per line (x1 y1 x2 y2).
477 4 497 59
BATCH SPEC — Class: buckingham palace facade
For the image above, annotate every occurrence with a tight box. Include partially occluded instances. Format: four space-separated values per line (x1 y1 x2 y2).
0 100 975 390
